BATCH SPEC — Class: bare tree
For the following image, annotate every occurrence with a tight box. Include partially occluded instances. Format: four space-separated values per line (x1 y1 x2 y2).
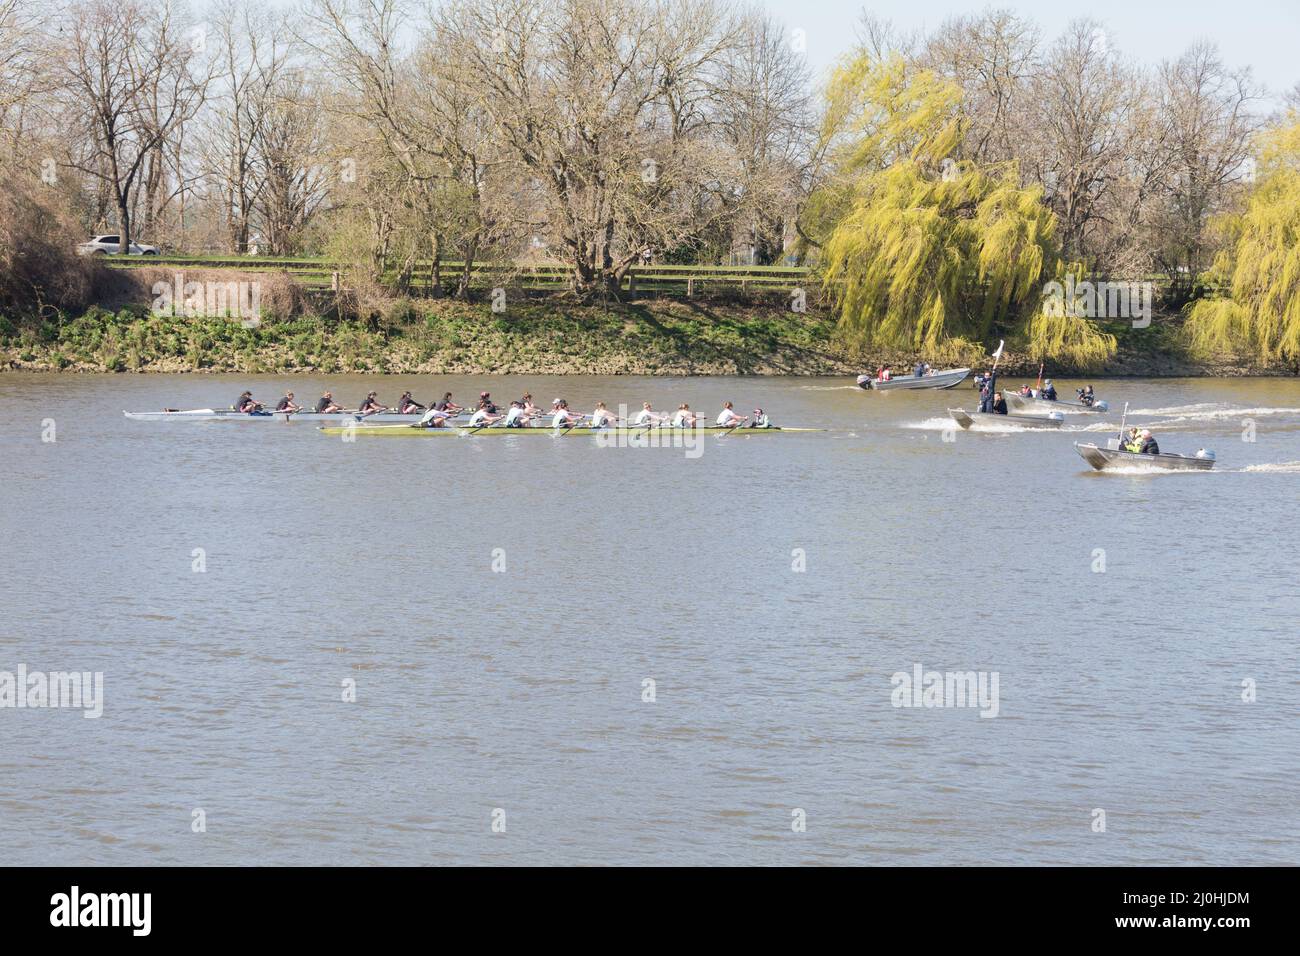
59 0 207 253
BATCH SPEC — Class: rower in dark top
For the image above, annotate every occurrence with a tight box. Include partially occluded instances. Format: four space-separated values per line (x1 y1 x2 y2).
477 391 498 414
357 391 387 417
315 391 344 414
991 391 1008 415
235 391 266 414
434 392 464 415
275 391 301 414
397 391 425 414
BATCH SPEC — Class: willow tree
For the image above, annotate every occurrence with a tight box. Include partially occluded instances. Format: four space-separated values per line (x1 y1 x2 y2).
1184 117 1300 364
815 53 1114 366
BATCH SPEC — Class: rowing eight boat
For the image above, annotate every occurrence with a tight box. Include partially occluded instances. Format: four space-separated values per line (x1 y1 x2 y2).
124 409 427 423
318 424 821 437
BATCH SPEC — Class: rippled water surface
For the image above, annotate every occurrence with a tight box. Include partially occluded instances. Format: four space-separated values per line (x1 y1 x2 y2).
1 373 1297 865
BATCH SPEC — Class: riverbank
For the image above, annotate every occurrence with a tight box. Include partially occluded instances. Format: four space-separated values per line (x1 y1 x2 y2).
0 296 1292 377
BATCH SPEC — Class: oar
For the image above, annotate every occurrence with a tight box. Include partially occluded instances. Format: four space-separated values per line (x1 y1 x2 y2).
556 414 590 436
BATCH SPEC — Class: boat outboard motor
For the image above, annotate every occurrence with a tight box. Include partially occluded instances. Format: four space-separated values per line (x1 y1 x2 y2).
856 374 871 388
1195 449 1216 461
1094 400 1110 411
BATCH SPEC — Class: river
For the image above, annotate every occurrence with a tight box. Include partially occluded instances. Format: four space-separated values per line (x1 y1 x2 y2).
1 372 1296 865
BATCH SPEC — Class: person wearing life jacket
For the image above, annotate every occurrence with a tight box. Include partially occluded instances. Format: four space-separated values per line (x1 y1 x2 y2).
1019 384 1033 397
879 365 892 381
1122 427 1142 452
1040 379 1057 401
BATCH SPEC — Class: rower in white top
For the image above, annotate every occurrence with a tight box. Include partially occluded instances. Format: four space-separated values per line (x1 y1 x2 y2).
551 400 584 429
631 402 666 426
467 406 504 427
418 406 456 428
716 401 748 427
589 402 619 428
671 403 699 427
503 401 531 428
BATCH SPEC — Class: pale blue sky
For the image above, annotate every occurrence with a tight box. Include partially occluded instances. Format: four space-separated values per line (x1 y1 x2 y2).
765 0 1299 102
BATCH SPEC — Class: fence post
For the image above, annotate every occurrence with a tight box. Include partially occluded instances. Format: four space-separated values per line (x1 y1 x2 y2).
687 277 693 298
331 271 340 293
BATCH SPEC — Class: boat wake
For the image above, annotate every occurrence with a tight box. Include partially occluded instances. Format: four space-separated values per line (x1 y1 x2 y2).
1241 460 1300 473
904 416 1058 433
1127 404 1300 423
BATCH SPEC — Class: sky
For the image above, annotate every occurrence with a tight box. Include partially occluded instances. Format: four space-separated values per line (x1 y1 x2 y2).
764 0 1299 103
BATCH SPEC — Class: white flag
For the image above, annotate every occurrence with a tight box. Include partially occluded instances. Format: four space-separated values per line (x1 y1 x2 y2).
991 339 1004 360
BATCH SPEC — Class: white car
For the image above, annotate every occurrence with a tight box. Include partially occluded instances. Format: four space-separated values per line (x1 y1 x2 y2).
77 235 160 256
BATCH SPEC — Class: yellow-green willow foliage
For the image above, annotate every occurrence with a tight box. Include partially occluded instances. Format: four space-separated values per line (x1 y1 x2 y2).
1185 116 1300 363
817 54 1114 366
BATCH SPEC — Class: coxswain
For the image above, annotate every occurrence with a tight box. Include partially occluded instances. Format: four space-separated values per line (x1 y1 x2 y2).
716 401 748 427
275 391 301 414
397 391 425 414
749 408 771 428
315 391 344 413
357 391 387 417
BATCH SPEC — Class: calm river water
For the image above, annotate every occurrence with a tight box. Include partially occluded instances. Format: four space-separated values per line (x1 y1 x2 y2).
1 372 1296 865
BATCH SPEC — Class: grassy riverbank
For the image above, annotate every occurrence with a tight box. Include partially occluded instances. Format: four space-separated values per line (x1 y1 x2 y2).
0 295 1291 377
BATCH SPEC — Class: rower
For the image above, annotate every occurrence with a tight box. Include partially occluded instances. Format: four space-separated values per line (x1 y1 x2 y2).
477 391 498 414
671 404 698 427
315 391 344 414
357 391 387 417
418 406 455 428
519 393 541 415
1040 379 1058 401
397 391 425 414
749 408 771 428
991 391 1008 415
716 401 748 427
551 400 583 428
275 391 301 414
1137 429 1159 455
467 405 504 427
631 402 664 426
435 392 464 415
234 391 264 414
503 401 530 428
590 402 618 428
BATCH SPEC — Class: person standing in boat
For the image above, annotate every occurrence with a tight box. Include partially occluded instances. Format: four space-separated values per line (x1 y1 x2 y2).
978 373 997 412
716 402 748 427
315 391 344 414
275 391 301 414
357 392 387 417
991 391 1008 415
396 391 425 414
913 361 926 378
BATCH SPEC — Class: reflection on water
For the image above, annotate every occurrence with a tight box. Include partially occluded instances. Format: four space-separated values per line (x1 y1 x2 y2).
0 373 1297 865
